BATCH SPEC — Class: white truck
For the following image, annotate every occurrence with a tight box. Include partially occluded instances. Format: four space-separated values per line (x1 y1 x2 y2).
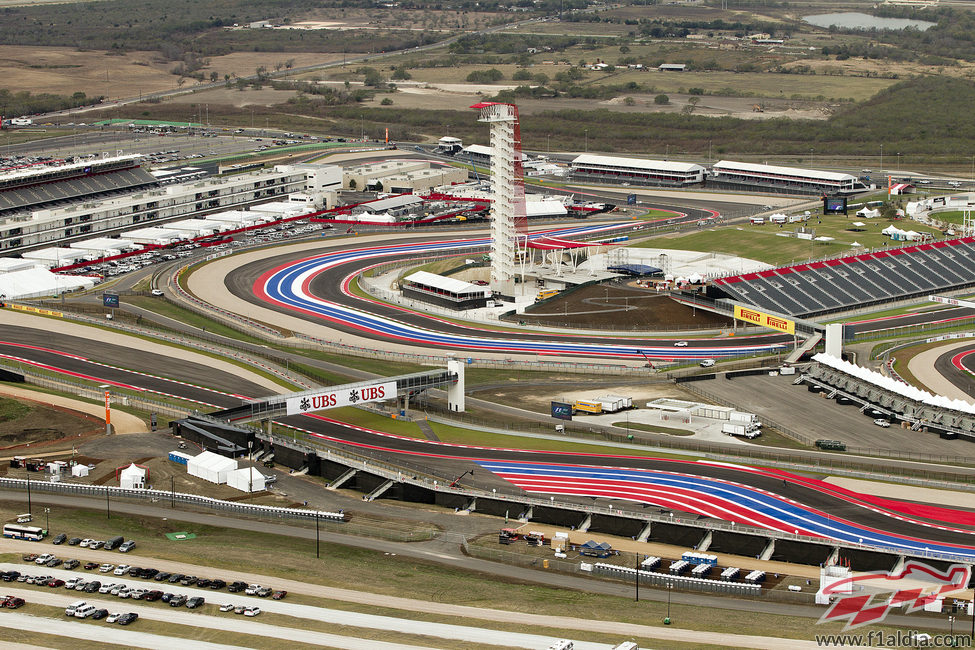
722 423 761 439
595 395 632 413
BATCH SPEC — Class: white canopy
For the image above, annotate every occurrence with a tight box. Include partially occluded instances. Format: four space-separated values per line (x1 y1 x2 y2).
119 463 147 489
0 267 98 299
227 467 266 493
186 450 237 484
71 464 89 478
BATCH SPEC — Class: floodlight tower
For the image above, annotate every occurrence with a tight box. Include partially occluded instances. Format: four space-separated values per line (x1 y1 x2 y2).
471 102 527 298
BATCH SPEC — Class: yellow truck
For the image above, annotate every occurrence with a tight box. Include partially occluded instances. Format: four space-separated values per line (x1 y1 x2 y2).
573 400 603 414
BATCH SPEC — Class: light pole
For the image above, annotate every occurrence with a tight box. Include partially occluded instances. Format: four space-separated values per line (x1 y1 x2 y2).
99 384 111 435
315 513 320 559
950 615 954 638
584 128 588 153
664 581 673 624
44 507 49 533
25 470 31 518
880 143 883 178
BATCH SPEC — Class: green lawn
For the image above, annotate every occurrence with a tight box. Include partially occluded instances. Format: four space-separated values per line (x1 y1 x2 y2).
634 214 942 266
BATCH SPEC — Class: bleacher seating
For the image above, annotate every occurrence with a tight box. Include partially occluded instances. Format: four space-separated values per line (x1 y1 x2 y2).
710 237 975 317
0 166 158 215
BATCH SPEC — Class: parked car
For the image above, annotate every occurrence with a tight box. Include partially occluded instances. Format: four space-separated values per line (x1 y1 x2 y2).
114 565 131 576
209 579 226 590
161 593 175 603
699 359 715 368
109 584 126 596
874 418 891 428
64 578 82 590
51 534 67 545
45 557 62 568
118 540 137 553
169 595 187 607
63 560 80 570
21 554 38 563
271 590 287 600
219 603 235 612
196 578 212 588
106 612 122 623
234 605 247 614
186 596 205 609
180 576 197 586
244 584 261 596
4 597 24 609
67 538 82 546
99 564 114 573
117 612 138 625
153 572 171 582
255 587 272 598
34 554 54 565
91 608 109 620
83 562 98 570
47 579 65 588
99 583 116 594
83 581 101 593
168 574 183 584
88 541 105 550
79 539 93 548
1 572 19 582
244 607 261 617
144 590 162 602
64 600 87 616
227 581 246 593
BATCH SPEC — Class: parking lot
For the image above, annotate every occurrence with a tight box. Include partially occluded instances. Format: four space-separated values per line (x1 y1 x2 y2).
693 373 974 457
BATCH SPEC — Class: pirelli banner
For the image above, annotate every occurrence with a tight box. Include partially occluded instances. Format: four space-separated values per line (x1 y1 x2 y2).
734 306 795 335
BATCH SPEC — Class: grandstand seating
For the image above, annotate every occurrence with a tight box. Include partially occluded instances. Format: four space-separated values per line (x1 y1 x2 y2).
0 166 158 215
710 237 975 317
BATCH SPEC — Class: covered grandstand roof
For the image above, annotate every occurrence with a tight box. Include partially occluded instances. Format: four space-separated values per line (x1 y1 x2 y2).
403 270 487 296
711 160 856 182
462 144 492 157
572 154 704 173
607 264 663 276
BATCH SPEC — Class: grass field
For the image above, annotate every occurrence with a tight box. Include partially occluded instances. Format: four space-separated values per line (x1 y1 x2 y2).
635 214 943 267
0 500 922 647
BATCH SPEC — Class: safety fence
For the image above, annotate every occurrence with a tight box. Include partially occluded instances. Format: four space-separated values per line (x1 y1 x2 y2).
0 477 343 522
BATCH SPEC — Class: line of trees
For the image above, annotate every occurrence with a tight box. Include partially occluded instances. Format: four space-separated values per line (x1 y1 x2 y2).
0 89 103 117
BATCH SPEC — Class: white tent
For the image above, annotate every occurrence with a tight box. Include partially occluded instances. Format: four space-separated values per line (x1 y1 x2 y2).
856 208 881 218
186 451 237 484
119 463 147 489
0 267 98 299
227 467 267 493
71 464 89 478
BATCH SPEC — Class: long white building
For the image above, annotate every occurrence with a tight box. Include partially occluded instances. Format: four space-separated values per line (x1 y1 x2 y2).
570 154 705 187
709 160 861 195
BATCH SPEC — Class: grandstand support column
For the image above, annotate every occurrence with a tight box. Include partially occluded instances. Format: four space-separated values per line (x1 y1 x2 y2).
825 323 844 358
447 356 465 412
473 102 525 299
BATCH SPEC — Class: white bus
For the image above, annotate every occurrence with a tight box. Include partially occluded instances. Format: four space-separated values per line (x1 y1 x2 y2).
2 523 46 541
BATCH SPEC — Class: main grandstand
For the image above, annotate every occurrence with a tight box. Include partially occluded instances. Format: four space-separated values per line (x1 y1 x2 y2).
570 154 705 187
0 154 159 219
708 237 975 317
0 162 336 253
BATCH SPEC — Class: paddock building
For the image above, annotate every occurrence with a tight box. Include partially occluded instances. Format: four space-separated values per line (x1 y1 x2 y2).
708 161 862 196
570 155 705 187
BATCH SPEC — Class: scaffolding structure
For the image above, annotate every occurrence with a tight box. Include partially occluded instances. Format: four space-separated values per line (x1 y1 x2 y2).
471 102 528 297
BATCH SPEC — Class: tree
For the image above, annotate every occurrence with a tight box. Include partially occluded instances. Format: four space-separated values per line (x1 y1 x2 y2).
512 69 532 81
624 97 635 106
391 67 412 80
349 179 357 190
654 94 669 104
210 71 218 83
532 73 549 85
381 97 393 105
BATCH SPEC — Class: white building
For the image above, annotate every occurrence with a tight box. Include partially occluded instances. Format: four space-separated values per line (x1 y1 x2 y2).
1 164 322 253
571 154 705 187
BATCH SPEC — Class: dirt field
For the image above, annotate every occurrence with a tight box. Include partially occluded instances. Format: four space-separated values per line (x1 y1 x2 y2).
0 46 339 100
515 284 733 331
0 397 101 451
